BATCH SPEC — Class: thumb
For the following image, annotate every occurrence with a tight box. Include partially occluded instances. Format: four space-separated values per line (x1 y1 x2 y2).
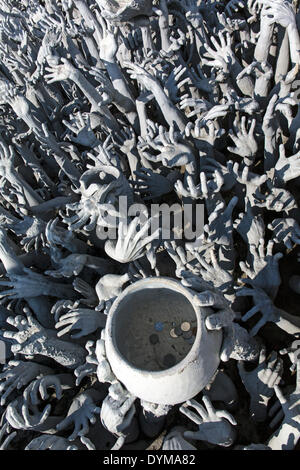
183 430 201 441
220 335 232 362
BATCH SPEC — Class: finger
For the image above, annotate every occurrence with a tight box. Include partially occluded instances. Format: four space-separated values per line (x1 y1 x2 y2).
268 361 283 388
249 317 267 336
183 430 203 440
56 415 72 431
273 384 286 405
118 405 134 432
179 405 203 424
119 396 135 415
215 410 237 425
205 310 232 330
269 409 284 428
259 346 267 364
202 395 215 417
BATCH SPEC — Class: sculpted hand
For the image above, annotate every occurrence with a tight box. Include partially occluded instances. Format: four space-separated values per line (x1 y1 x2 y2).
3 308 48 356
100 382 136 436
204 197 238 246
234 199 265 247
268 218 300 249
56 392 100 441
141 124 196 169
105 215 160 263
239 239 283 298
74 341 98 386
25 435 77 450
132 168 173 200
272 362 300 431
44 57 78 83
23 374 69 408
261 0 297 28
0 422 16 450
202 31 234 70
236 285 280 335
180 396 237 446
182 272 258 361
55 308 106 339
0 360 53 406
274 144 300 184
228 117 258 166
95 14 118 63
63 112 99 147
6 393 52 431
45 254 88 278
0 267 72 300
175 171 223 200
238 348 283 422
254 187 297 213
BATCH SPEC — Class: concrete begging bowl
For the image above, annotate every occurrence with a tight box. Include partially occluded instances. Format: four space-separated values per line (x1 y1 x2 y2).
105 277 223 405
97 0 153 22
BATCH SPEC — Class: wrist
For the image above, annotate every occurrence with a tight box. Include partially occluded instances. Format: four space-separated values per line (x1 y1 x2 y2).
287 20 297 34
159 17 169 30
69 68 80 82
90 136 100 148
186 160 197 175
102 58 117 69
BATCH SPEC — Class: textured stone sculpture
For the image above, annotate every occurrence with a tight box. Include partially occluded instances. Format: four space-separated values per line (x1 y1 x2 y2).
0 0 299 452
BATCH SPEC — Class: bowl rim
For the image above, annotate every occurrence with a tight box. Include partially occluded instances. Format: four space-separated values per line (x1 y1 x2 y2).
105 276 203 378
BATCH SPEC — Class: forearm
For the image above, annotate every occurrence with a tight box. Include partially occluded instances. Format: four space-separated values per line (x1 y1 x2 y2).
111 89 138 129
44 281 78 300
136 93 154 138
40 336 86 369
82 35 101 65
0 232 24 275
126 151 140 176
71 70 106 109
17 144 55 190
275 29 290 83
159 18 172 52
31 196 73 217
151 82 187 131
85 255 116 275
195 28 209 59
264 135 277 172
230 57 254 97
8 170 43 208
254 76 272 102
12 100 41 132
71 71 119 130
254 20 274 62
65 36 90 70
141 25 155 52
103 60 136 111
46 137 81 188
287 23 300 65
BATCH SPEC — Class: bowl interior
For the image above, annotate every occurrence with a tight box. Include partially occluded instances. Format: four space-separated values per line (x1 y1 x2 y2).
100 0 140 14
113 286 198 371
